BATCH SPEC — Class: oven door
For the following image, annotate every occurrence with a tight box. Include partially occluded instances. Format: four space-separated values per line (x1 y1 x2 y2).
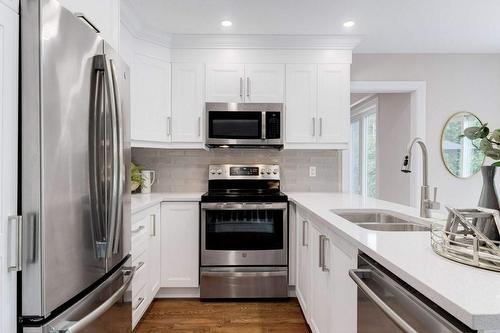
206 111 265 145
201 202 288 266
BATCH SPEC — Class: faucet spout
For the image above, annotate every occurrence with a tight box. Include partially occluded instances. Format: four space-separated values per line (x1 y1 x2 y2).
401 137 438 218
401 137 429 186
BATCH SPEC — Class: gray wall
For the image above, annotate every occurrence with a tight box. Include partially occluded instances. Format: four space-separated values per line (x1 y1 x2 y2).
132 148 341 193
352 54 500 208
377 93 412 205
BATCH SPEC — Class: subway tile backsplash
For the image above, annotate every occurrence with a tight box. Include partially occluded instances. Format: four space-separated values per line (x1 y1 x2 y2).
132 148 342 193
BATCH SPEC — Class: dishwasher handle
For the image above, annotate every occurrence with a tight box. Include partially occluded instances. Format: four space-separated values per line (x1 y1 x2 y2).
349 269 418 333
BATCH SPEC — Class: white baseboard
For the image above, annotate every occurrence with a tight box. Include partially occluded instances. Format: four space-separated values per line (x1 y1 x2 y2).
154 286 297 299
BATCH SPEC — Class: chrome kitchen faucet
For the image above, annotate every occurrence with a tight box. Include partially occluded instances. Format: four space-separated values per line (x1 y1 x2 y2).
401 137 440 218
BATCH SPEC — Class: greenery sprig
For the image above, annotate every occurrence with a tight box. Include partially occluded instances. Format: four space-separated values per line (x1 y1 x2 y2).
461 120 500 167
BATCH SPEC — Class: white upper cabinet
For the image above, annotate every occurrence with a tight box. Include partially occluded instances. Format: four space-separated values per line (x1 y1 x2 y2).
285 63 350 148
244 64 284 102
285 64 317 143
206 64 245 102
131 54 171 143
317 64 350 144
206 64 285 103
171 63 204 143
58 0 120 50
161 202 199 288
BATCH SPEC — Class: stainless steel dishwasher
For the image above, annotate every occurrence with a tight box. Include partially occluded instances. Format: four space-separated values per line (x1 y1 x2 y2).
349 253 475 333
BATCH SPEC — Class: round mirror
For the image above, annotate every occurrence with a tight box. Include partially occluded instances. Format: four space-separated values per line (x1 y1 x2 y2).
441 112 485 178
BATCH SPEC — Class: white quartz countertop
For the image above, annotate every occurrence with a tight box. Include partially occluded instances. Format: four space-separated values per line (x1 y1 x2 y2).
287 192 500 331
131 192 202 214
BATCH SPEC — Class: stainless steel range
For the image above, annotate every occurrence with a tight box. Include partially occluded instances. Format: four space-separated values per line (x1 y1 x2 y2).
200 164 288 299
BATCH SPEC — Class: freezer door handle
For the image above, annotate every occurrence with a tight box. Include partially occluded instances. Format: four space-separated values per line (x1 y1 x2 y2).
49 266 135 333
349 269 418 333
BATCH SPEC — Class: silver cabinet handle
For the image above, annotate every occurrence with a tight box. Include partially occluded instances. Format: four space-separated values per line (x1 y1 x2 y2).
312 117 316 137
167 116 172 136
198 116 201 137
239 77 244 99
150 214 156 237
349 269 418 333
132 225 145 234
246 77 251 97
137 261 145 271
8 216 22 272
319 235 329 272
319 118 323 137
133 297 145 311
302 220 308 247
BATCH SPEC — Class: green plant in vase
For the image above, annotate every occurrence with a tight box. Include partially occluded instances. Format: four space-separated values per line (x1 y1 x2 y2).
461 120 500 212
461 121 500 166
131 162 144 192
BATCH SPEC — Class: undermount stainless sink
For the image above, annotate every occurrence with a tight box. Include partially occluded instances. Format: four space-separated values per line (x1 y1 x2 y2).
332 210 431 232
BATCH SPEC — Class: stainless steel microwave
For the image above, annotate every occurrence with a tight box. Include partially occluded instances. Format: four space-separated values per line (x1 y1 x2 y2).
205 102 284 149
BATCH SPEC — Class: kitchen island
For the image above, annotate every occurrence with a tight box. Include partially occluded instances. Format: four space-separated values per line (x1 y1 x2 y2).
132 192 500 332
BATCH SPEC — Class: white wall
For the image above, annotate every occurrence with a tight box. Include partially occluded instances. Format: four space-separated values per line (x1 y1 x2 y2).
377 93 412 205
352 54 500 208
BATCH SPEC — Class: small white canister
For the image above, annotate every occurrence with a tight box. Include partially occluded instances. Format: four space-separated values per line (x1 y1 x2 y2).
140 170 156 194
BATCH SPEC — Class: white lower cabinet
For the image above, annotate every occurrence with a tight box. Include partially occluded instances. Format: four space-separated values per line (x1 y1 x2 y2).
295 206 357 333
131 204 161 329
161 202 199 288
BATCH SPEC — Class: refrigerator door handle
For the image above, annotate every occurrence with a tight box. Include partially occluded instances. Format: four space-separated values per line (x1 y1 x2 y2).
103 55 119 258
109 59 124 255
49 266 135 333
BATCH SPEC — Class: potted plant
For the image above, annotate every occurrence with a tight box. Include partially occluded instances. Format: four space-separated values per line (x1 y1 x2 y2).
131 162 144 193
461 121 500 210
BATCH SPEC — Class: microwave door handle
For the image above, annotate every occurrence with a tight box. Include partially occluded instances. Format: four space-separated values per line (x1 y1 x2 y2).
349 269 418 333
261 112 266 140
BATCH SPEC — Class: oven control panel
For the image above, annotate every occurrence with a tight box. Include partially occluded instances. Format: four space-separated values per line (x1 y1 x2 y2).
208 164 280 180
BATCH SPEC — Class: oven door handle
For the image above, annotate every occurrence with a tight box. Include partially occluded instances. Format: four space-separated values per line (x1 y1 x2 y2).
201 202 287 210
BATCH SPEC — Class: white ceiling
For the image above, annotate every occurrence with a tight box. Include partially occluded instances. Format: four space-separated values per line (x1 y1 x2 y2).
124 0 500 53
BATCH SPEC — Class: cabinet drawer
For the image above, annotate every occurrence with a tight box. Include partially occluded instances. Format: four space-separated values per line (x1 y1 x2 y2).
132 252 148 294
132 284 149 329
131 221 148 258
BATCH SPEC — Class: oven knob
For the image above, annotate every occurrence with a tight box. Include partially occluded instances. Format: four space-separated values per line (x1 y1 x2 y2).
216 168 222 175
266 169 271 175
273 169 278 175
260 169 265 175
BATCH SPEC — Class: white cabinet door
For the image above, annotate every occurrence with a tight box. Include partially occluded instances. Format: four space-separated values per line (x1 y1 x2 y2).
330 237 357 333
131 54 171 143
317 64 350 144
161 202 199 288
309 224 334 333
0 4 18 333
295 210 311 318
244 64 284 102
206 64 244 102
285 64 317 143
171 63 204 143
58 0 120 50
147 205 161 297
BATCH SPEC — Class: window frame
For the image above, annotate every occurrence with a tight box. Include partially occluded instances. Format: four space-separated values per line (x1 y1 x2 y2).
350 98 378 197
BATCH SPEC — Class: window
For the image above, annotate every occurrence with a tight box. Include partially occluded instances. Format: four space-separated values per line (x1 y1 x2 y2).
351 98 377 197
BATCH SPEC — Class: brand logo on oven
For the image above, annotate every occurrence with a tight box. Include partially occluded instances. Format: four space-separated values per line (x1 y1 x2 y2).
242 253 247 258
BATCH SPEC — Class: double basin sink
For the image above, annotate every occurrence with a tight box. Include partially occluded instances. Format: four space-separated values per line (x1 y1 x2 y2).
331 210 431 232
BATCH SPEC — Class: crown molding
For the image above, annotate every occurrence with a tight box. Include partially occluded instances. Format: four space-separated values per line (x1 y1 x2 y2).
170 34 363 50
120 0 172 47
120 0 362 50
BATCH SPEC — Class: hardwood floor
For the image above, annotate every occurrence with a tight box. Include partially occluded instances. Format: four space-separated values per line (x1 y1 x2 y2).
134 298 311 333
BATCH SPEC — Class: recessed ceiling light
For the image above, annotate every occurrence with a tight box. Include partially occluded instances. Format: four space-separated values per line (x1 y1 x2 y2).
343 21 355 28
221 20 233 27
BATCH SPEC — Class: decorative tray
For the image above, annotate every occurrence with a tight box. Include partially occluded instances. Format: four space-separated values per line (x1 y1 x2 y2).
431 207 500 272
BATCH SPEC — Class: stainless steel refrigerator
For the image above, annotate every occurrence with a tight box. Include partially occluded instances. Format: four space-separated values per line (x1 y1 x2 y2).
20 0 133 331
